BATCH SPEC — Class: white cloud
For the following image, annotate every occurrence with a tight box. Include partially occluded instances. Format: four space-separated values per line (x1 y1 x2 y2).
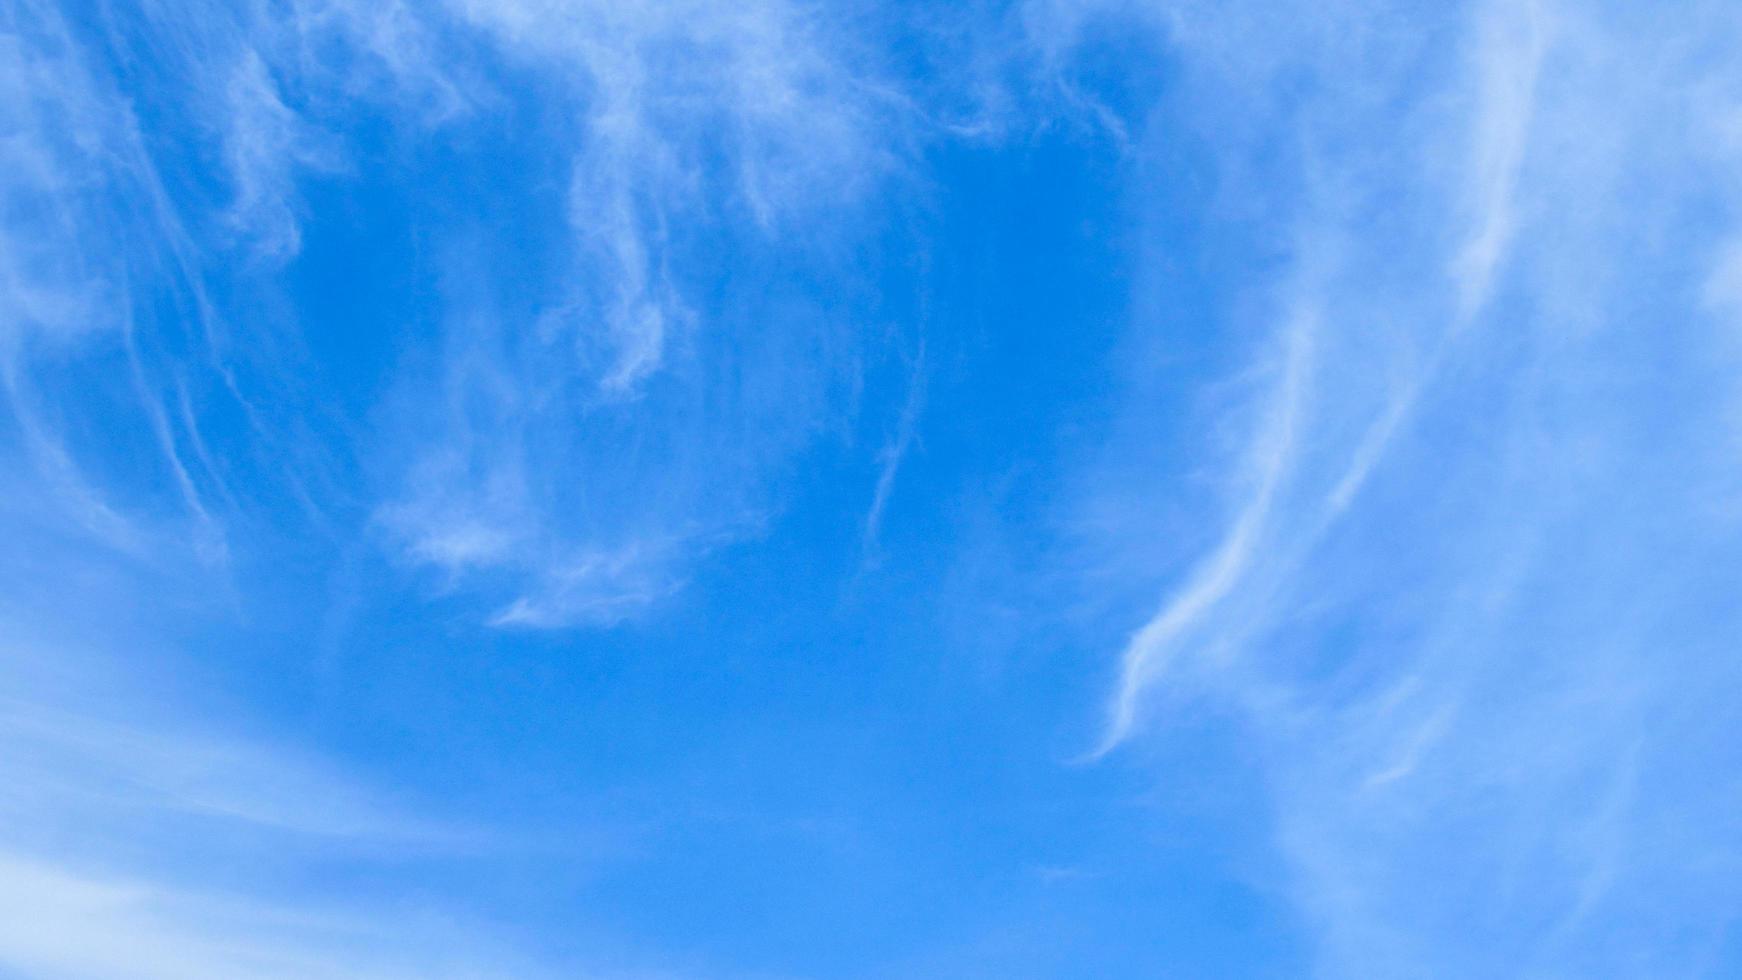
5 0 914 630
0 2 130 351
221 49 341 260
0 700 442 841
862 339 926 555
1099 309 1312 752
370 0 907 627
1451 0 1551 319
449 0 892 393
0 852 539 980
0 634 539 979
1050 0 1742 972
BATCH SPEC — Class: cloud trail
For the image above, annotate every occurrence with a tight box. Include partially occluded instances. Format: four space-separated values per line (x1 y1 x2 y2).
1100 309 1312 751
863 339 927 555
0 620 548 978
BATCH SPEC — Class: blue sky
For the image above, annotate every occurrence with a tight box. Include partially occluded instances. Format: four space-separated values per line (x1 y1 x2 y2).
3 0 1741 976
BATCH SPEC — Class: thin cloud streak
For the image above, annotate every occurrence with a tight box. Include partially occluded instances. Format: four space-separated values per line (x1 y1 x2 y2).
863 339 927 556
1099 309 1313 752
0 852 540 980
0 662 524 978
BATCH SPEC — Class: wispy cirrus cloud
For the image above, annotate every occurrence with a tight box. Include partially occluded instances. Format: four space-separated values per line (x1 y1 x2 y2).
0 6 735 972
1044 0 1742 972
0 617 562 979
451 0 895 390
0 853 502 980
221 49 342 261
6 0 916 629
862 339 926 557
371 0 914 627
18 0 1737 972
0 0 215 555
